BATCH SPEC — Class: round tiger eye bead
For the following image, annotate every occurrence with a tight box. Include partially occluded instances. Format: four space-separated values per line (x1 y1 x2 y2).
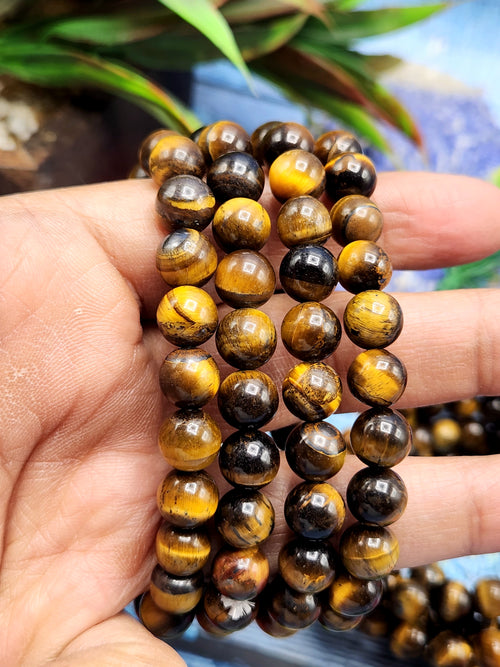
391 580 429 624
411 563 446 590
324 152 377 201
327 572 383 617
477 626 500 667
218 370 279 429
319 607 364 632
260 121 315 166
212 546 269 600
155 522 211 576
276 196 332 248
337 240 392 293
159 348 219 408
269 149 325 202
190 125 206 143
212 197 271 252
350 407 412 467
149 135 205 186
158 408 221 471
157 470 218 528
340 523 399 580
285 421 346 481
256 608 297 637
155 175 215 231
281 302 341 362
268 578 320 629
280 245 338 302
156 229 217 287
216 308 277 369
282 362 342 422
215 250 276 308
432 581 472 624
278 538 336 594
216 488 275 548
344 290 403 349
426 631 474 667
347 467 408 525
156 286 218 347
150 565 204 614
285 481 345 539
207 151 264 202
314 129 362 164
475 578 500 619
136 592 194 639
390 622 427 660
348 349 407 408
329 194 383 246
138 128 178 173
219 429 280 488
250 120 281 163
432 417 462 455
203 584 258 632
197 120 251 162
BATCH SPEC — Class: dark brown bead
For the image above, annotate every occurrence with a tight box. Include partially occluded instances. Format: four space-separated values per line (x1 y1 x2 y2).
391 579 429 624
155 522 211 576
280 244 338 302
337 240 392 293
157 470 218 528
250 120 281 164
347 349 407 408
461 419 487 454
390 622 427 659
282 361 342 422
340 523 399 580
158 408 221 471
196 606 232 637
329 194 383 246
268 577 320 629
203 584 258 632
212 546 269 600
156 229 217 287
360 605 393 637
319 606 364 632
285 481 345 539
155 174 215 231
278 537 336 593
285 420 346 481
347 467 408 526
327 571 383 617
269 149 325 202
197 120 251 162
212 197 271 252
281 302 341 362
411 563 446 589
426 631 474 667
277 196 332 247
128 163 149 179
219 429 280 488
159 348 219 408
344 290 403 349
156 285 218 347
216 488 275 547
432 581 472 624
475 578 500 619
314 129 362 164
138 128 178 173
256 608 297 637
207 151 264 202
216 308 277 369
412 425 435 456
149 134 205 186
260 121 314 166
150 565 204 614
218 370 279 429
135 592 194 639
350 408 412 467
214 250 276 308
190 125 206 143
324 152 376 201
476 626 500 667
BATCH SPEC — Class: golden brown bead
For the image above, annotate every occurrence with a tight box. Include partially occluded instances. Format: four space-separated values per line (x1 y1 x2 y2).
476 626 500 667
276 196 332 247
149 134 205 186
329 194 384 246
390 622 427 659
346 466 408 525
215 308 277 369
260 121 315 166
150 565 204 614
347 349 407 407
285 420 346 481
426 631 475 667
391 580 429 624
337 240 392 293
156 229 217 287
197 120 251 162
343 290 403 349
196 606 232 637
284 481 345 539
319 606 365 632
281 302 341 362
155 522 211 576
135 592 194 639
268 577 320 629
327 571 383 617
156 174 215 231
211 546 269 600
476 578 500 619
282 361 342 421
156 286 218 347
256 608 297 637
157 469 218 528
340 523 399 580
433 581 472 623
280 245 338 302
218 370 279 429
324 152 376 201
158 408 221 471
203 584 258 632
207 151 264 202
278 537 336 594
411 563 446 589
350 407 412 467
159 348 219 408
269 149 325 202
432 417 462 455
212 197 271 252
214 250 276 308
250 120 281 163
216 488 275 548
219 429 280 488
412 425 435 456
314 129 362 164
138 128 178 173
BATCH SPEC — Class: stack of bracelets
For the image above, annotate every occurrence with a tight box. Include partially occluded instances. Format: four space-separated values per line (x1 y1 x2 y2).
131 120 414 641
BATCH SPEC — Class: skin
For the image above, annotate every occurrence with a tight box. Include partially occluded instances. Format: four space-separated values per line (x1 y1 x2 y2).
1 172 500 664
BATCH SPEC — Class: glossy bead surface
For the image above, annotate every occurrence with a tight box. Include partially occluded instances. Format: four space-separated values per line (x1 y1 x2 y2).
216 488 275 547
136 592 194 639
432 417 462 455
348 349 407 408
212 197 271 252
268 578 320 629
280 245 338 302
159 348 219 408
128 163 149 179
260 121 314 165
250 120 281 163
426 631 474 667
281 302 341 362
150 565 203 614
337 240 392 293
157 470 218 528
329 194 383 246
432 581 472 623
324 152 376 200
211 546 269 600
314 129 362 164
215 250 276 308
158 408 221 471
411 563 446 589
276 196 332 247
197 120 251 162
256 608 297 637
347 467 408 525
219 429 280 488
340 523 399 580
475 578 500 619
155 522 211 575
390 622 427 659
207 151 264 202
203 584 258 632
285 481 345 539
269 149 325 202
155 175 215 231
156 229 217 287
350 408 412 467
278 538 336 593
319 607 364 632
285 420 346 481
216 308 277 369
327 571 383 617
282 362 342 421
477 626 500 667
138 128 178 172
390 580 429 624
218 370 279 428
344 290 403 349
149 135 205 186
156 286 218 347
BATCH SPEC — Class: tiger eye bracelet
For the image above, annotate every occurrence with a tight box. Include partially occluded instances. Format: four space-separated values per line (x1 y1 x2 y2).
132 120 412 639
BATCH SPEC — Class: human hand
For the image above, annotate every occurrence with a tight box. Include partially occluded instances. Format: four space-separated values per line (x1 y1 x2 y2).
1 173 499 664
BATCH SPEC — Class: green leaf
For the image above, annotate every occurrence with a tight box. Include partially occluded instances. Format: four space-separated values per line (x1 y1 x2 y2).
437 252 500 290
490 166 500 189
237 14 308 60
330 0 366 9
